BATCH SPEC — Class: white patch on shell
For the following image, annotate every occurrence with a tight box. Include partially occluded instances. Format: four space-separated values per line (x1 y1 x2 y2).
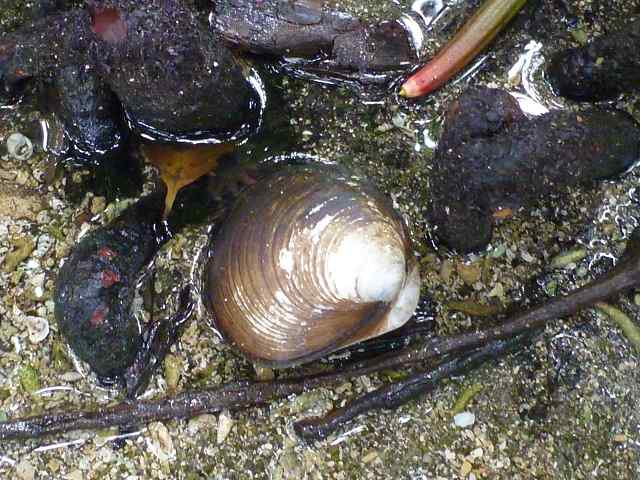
278 248 295 276
308 213 335 242
381 263 421 331
325 222 406 303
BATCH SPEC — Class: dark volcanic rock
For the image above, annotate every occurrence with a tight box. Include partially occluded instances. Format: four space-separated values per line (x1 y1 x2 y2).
1 0 259 154
92 1 259 141
54 178 223 383
1 0 418 161
429 88 640 253
213 0 362 57
46 65 127 164
54 195 165 379
547 18 640 101
213 0 416 71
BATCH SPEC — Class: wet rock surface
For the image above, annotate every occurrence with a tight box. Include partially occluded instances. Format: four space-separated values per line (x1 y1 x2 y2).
547 17 640 101
44 65 126 164
429 88 640 252
213 0 416 70
2 0 417 163
54 194 164 380
1 0 259 152
213 0 364 57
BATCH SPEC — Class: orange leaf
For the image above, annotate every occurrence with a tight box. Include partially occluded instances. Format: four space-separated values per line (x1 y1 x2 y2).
142 142 234 217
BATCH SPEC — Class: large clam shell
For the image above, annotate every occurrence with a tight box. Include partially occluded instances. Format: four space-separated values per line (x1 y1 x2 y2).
205 163 420 366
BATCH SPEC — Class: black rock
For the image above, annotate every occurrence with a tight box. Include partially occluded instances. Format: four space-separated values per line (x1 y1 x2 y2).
429 88 640 252
547 18 640 101
54 195 165 379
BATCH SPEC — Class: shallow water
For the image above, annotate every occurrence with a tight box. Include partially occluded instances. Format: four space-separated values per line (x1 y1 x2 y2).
1 0 640 478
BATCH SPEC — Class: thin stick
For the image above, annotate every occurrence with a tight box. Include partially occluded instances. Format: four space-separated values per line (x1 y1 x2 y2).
340 237 640 375
0 364 405 440
294 335 531 441
2 233 639 441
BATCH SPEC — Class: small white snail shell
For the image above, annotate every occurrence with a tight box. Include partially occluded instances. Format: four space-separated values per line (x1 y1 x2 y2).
205 163 420 367
6 132 34 161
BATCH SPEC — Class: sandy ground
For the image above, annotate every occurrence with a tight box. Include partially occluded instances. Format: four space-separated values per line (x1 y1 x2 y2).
1 0 640 478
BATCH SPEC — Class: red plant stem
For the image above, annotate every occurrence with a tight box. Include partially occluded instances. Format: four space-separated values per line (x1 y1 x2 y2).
400 0 528 98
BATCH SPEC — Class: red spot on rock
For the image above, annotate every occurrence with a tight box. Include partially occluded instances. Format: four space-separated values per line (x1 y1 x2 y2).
90 304 109 327
98 247 117 260
90 6 128 44
101 269 120 288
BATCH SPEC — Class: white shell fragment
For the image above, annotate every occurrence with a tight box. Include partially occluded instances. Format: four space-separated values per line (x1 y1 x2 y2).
453 412 476 428
6 132 34 161
147 422 176 463
25 315 50 343
206 163 420 366
217 410 235 444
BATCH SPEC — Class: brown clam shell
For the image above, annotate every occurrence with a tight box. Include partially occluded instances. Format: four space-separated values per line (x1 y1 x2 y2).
205 163 420 367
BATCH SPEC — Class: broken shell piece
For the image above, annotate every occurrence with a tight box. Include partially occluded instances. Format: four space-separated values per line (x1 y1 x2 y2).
453 411 476 428
147 422 176 462
24 315 50 343
217 410 235 444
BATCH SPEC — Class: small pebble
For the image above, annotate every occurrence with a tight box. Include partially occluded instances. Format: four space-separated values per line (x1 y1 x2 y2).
2 237 35 272
60 371 84 383
90 196 107 215
148 422 175 462
290 390 332 415
613 434 627 443
488 283 504 299
16 460 36 480
66 470 83 480
489 244 507 258
439 260 454 282
470 447 483 459
520 250 536 263
457 263 481 285
550 247 587 269
362 451 379 464
453 412 476 428
163 354 181 392
392 112 407 129
15 459 35 480
187 414 218 434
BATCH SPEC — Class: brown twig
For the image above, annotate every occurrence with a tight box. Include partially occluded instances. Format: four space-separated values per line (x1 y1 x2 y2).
0 363 396 441
294 334 532 441
341 231 640 375
2 231 639 441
